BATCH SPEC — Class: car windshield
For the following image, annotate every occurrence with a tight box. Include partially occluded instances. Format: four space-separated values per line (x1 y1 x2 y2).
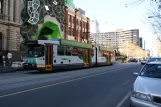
148 58 161 62
140 64 161 78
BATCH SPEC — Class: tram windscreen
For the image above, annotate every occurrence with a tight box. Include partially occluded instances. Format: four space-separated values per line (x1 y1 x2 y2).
27 45 44 57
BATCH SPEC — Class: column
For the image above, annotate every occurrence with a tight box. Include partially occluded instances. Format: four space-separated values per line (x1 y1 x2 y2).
86 18 90 43
15 0 20 23
70 15 72 36
80 18 82 42
9 0 14 21
64 6 68 39
3 0 8 20
74 10 77 41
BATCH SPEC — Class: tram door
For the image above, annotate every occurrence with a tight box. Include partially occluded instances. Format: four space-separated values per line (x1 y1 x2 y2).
84 49 89 67
45 44 53 71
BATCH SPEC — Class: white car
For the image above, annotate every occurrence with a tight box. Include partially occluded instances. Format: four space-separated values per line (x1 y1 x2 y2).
130 61 161 107
140 59 147 65
11 61 24 70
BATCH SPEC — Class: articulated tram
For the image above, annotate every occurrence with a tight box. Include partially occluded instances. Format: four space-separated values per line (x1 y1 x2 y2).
23 39 114 72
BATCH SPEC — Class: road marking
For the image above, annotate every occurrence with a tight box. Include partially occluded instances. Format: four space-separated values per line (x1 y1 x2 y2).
123 80 130 85
116 91 131 107
0 66 134 99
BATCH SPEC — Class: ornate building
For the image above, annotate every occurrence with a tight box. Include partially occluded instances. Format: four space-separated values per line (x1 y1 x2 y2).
0 0 22 62
0 0 91 62
20 0 90 57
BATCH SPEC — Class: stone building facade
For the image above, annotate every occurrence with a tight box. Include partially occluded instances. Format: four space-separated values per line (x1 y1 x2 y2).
0 0 22 62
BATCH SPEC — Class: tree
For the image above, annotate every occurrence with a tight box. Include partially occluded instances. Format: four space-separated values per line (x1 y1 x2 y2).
119 41 146 58
131 0 161 41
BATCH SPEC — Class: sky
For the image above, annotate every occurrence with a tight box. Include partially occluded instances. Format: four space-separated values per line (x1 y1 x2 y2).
74 0 155 50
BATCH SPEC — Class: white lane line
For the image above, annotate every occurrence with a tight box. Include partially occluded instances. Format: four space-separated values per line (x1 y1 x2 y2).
116 91 131 107
123 80 130 85
0 66 132 99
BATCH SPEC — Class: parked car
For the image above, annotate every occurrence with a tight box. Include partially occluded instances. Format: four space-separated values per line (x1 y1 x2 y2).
128 58 138 62
11 61 24 70
140 59 147 65
130 61 161 107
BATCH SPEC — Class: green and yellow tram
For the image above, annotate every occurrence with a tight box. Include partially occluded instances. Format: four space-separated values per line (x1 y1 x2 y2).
23 39 114 72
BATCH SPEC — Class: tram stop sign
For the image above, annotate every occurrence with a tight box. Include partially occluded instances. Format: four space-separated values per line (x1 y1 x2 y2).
7 53 12 59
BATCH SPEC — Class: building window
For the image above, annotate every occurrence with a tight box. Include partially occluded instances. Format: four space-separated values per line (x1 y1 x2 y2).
0 0 3 14
68 15 71 22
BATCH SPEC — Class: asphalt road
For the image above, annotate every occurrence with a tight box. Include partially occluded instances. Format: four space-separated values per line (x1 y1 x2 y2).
0 63 143 107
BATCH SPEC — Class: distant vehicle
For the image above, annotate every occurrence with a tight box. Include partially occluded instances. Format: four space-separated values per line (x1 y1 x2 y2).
147 57 161 63
11 61 24 71
130 61 161 107
128 58 138 62
140 59 147 65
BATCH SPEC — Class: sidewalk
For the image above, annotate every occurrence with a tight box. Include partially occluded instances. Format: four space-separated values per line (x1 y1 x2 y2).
0 66 16 73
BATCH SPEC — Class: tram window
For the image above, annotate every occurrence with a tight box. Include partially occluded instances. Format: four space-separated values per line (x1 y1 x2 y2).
78 48 83 55
103 51 109 57
27 45 44 57
58 45 64 55
90 49 94 56
103 51 106 57
101 51 104 56
65 46 72 56
72 47 78 56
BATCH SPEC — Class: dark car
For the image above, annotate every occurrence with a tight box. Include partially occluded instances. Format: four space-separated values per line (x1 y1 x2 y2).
128 58 138 62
